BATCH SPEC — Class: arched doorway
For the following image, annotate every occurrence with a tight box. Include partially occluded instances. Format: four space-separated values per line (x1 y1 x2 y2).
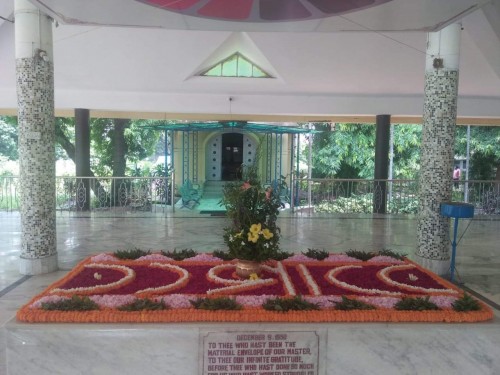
222 133 243 180
205 131 257 181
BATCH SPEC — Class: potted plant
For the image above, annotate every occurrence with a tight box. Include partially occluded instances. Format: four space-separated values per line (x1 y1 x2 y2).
220 164 282 278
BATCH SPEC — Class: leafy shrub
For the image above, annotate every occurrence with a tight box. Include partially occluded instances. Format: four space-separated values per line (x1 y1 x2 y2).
394 296 439 311
345 249 375 261
118 298 167 311
273 251 294 261
212 249 235 261
333 296 375 310
114 248 151 260
452 293 481 312
377 249 406 260
41 296 99 311
388 197 419 214
302 248 329 260
190 297 242 310
162 248 198 260
315 194 373 214
263 296 320 312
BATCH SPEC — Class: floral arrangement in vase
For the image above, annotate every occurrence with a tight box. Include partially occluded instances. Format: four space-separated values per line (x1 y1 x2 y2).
220 164 283 265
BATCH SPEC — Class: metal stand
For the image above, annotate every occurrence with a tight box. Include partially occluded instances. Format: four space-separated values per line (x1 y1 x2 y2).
440 202 474 282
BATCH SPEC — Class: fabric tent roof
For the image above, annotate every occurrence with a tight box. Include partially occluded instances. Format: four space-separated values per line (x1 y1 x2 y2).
0 0 499 124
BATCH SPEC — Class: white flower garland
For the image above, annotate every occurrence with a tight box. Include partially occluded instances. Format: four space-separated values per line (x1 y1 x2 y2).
297 264 322 296
51 263 135 294
134 262 189 295
326 265 403 296
275 261 296 296
378 265 458 294
206 263 277 295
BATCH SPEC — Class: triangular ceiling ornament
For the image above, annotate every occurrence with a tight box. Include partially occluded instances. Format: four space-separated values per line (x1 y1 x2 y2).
189 32 280 80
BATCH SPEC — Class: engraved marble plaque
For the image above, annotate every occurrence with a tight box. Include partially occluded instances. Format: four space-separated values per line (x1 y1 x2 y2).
200 330 320 375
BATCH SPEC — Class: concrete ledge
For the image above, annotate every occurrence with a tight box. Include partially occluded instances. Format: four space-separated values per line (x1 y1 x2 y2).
5 319 500 375
19 253 58 275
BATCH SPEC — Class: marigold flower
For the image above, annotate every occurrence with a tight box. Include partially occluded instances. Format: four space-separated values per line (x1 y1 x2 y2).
250 223 261 234
262 228 274 240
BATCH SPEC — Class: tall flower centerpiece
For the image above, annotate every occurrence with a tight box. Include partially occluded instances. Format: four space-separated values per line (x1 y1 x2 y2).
220 165 282 278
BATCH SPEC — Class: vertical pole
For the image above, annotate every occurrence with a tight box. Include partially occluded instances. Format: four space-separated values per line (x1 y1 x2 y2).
388 124 394 208
290 134 295 212
163 129 168 206
450 217 459 282
295 134 300 207
75 108 90 210
464 125 470 202
171 130 175 208
374 114 391 214
307 123 312 214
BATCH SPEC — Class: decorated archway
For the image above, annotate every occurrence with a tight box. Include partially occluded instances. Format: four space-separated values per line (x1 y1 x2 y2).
205 130 258 181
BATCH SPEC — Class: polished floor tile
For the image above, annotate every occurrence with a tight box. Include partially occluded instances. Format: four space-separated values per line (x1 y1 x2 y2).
0 211 499 374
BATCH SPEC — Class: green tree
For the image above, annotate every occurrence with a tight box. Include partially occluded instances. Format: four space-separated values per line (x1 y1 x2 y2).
90 118 161 176
455 126 500 180
0 117 18 160
307 123 421 180
392 124 421 179
2 115 164 182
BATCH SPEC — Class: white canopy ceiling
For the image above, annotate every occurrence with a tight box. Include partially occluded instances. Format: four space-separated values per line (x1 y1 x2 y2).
0 0 499 123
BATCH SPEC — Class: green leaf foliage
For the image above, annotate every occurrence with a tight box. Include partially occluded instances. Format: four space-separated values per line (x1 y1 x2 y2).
305 122 422 180
190 297 242 310
262 295 320 312
273 251 294 261
162 248 198 260
452 293 481 312
41 296 99 311
333 296 376 310
302 248 329 260
394 296 440 311
0 117 19 160
212 249 236 261
377 249 406 260
118 298 168 311
345 249 375 261
455 126 500 180
114 248 151 260
221 156 283 262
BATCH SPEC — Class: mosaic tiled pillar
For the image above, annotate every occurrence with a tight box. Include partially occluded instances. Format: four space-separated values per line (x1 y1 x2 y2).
15 0 58 275
416 24 461 276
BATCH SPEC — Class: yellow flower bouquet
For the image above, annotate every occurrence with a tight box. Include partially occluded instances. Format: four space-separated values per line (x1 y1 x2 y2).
223 222 280 262
220 164 283 262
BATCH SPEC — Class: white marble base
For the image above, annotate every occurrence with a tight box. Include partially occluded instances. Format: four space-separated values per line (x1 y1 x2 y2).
18 253 58 275
415 254 451 278
5 319 500 375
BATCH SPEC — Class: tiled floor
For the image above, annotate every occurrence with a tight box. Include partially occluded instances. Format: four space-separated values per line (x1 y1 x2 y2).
0 211 499 374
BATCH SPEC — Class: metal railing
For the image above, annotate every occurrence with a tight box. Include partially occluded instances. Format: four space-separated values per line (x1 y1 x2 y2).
290 178 500 216
1 176 499 216
0 175 175 214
